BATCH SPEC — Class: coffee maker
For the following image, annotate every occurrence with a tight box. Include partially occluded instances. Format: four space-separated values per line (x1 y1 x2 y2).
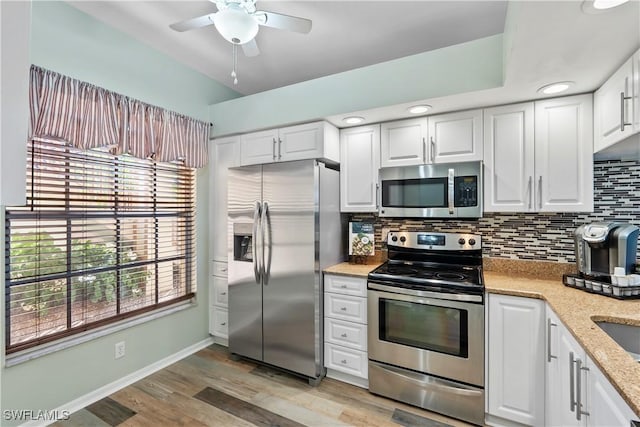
574 222 639 279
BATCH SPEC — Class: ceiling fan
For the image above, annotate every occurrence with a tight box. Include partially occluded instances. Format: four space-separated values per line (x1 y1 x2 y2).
169 0 312 58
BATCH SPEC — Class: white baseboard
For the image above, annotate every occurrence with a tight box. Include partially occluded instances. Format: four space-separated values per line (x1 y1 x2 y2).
21 337 214 427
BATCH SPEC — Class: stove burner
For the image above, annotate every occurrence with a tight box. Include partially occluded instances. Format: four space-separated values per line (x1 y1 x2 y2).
434 272 467 281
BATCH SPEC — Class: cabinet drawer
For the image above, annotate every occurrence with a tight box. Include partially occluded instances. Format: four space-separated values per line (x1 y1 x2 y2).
211 308 228 338
324 317 367 351
324 293 367 324
213 276 228 307
325 274 367 297
324 343 368 379
211 261 228 277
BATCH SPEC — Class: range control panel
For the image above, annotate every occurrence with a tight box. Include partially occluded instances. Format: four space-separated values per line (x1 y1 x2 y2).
387 231 481 251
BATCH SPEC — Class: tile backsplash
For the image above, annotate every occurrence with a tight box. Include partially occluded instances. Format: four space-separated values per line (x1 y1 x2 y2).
351 159 640 264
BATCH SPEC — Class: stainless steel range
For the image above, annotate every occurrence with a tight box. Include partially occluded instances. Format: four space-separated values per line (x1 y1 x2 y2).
367 231 485 426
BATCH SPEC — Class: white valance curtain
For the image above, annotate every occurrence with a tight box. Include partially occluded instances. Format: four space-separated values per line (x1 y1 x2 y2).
29 65 209 168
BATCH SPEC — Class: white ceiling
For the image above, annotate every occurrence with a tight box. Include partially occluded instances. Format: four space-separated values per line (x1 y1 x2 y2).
67 0 508 95
67 0 639 128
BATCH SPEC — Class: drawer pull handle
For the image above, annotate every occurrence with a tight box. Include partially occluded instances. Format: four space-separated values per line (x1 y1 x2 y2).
340 333 348 338
340 284 347 288
221 292 227 296
221 268 227 272
341 359 347 364
221 322 226 326
340 307 347 311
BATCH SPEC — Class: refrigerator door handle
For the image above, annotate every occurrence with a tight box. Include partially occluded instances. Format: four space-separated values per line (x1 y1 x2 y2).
262 201 272 285
253 201 262 284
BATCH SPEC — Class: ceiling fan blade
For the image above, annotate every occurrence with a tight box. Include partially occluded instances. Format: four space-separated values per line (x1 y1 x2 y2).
256 11 312 34
169 13 216 32
242 39 260 57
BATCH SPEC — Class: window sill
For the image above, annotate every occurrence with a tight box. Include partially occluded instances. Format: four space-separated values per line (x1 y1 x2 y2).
4 299 196 367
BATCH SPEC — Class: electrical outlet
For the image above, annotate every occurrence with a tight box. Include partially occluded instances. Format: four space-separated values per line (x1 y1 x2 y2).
115 341 125 359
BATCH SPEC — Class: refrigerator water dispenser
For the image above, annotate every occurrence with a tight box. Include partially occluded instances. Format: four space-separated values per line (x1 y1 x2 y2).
233 223 253 262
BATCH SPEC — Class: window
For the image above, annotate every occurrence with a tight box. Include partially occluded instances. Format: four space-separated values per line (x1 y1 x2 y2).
5 138 196 354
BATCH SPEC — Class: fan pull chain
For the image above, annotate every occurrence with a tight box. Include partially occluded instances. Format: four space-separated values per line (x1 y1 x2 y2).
231 44 238 85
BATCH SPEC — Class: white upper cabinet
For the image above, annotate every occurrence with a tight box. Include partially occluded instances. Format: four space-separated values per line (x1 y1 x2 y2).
209 136 241 262
428 109 483 163
380 118 427 167
485 96 593 213
483 102 535 212
535 94 593 212
339 125 380 212
240 121 339 166
594 49 640 152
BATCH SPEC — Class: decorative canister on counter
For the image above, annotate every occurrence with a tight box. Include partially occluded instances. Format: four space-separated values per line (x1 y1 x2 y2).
349 222 374 264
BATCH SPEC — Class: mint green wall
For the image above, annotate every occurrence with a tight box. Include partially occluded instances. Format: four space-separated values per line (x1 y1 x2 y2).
1 1 239 419
209 34 504 136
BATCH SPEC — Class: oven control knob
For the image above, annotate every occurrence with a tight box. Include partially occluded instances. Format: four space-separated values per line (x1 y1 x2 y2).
458 238 466 245
469 238 476 246
391 236 398 242
399 236 406 243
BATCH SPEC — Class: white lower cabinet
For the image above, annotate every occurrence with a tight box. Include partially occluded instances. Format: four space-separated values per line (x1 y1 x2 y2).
209 260 229 343
486 295 637 427
487 294 545 426
323 274 368 387
545 306 636 427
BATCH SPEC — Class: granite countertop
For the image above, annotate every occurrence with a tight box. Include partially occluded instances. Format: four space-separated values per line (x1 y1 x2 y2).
323 261 640 417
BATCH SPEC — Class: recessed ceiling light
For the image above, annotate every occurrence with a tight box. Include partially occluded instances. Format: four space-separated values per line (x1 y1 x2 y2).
582 0 629 13
343 116 364 125
593 0 629 9
408 105 431 114
537 81 574 95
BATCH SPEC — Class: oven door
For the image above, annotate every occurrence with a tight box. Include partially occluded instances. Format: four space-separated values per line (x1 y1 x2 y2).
367 284 484 387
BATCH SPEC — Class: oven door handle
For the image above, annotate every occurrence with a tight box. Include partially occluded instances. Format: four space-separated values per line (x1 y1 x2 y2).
368 282 483 303
370 361 483 398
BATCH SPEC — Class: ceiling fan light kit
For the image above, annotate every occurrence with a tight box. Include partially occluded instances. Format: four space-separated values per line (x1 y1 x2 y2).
213 4 259 45
169 0 312 87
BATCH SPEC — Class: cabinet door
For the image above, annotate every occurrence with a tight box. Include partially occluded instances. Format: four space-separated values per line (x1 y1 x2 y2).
240 129 278 165
428 109 483 163
487 294 545 426
534 95 593 212
587 355 636 427
483 103 535 212
380 118 427 167
278 122 324 162
546 307 586 427
339 125 380 212
594 54 635 152
209 136 240 262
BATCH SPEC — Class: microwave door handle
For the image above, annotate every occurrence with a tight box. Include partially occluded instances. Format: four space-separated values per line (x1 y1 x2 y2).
448 168 455 214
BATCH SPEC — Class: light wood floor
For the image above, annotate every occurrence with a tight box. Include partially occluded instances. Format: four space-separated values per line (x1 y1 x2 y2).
55 344 473 427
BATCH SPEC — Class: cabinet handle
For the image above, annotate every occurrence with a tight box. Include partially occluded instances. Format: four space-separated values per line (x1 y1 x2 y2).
340 307 347 311
278 138 282 159
430 137 436 163
527 176 533 210
569 351 576 413
375 183 380 210
221 268 227 272
547 318 557 362
575 358 590 421
340 284 347 289
340 359 348 364
221 292 227 296
621 91 632 132
538 176 542 209
221 322 226 326
272 138 277 160
422 137 426 163
340 333 348 338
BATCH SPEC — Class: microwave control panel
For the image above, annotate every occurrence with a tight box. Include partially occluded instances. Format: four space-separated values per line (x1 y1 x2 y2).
454 176 478 207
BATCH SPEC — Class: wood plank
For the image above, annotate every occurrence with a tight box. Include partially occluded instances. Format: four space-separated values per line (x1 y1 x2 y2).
392 408 454 427
194 386 306 427
86 397 136 426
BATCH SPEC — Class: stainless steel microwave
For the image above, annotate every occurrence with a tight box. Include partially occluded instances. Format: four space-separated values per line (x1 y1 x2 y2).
378 161 483 218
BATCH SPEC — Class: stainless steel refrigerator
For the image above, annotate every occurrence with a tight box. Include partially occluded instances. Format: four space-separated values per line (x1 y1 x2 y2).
227 159 344 384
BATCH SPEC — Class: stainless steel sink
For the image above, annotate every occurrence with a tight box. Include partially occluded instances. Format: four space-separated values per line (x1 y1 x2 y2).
596 321 640 362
